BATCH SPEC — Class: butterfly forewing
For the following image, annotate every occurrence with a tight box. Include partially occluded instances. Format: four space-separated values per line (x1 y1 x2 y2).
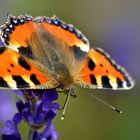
0 14 90 61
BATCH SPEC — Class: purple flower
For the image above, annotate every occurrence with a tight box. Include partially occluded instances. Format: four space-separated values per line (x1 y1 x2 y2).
1 89 59 140
33 122 59 140
0 90 17 123
1 113 22 140
104 20 139 76
16 90 59 128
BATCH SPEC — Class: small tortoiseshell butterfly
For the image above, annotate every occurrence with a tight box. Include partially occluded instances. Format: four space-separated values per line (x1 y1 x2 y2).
0 14 134 97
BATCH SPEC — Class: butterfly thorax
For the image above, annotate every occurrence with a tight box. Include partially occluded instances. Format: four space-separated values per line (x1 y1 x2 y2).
52 63 74 88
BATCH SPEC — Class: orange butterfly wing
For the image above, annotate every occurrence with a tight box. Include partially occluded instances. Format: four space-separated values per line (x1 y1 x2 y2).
0 14 89 60
0 47 58 89
0 15 34 50
0 14 134 90
77 48 134 90
39 16 89 52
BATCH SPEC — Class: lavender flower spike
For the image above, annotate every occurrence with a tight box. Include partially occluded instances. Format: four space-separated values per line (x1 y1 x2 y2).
1 89 59 140
1 113 22 140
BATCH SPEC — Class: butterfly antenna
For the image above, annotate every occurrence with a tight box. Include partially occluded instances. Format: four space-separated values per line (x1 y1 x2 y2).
61 94 70 120
87 93 123 114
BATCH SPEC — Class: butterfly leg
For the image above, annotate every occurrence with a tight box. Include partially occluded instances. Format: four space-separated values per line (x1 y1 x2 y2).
58 93 70 110
59 87 76 109
69 87 77 98
58 88 76 120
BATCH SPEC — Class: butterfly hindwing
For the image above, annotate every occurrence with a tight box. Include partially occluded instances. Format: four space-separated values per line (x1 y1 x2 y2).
76 48 134 90
0 47 58 89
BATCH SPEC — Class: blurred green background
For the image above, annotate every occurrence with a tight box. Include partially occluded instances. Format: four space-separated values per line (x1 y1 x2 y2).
0 0 139 140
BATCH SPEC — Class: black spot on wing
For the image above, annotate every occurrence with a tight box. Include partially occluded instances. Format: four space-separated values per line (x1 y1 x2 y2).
100 64 103 67
117 78 123 88
90 74 97 85
11 18 25 25
11 18 20 26
4 40 9 46
0 47 6 54
7 69 11 72
18 46 34 59
12 75 29 88
71 46 86 59
2 33 10 41
88 59 95 70
125 77 131 87
0 77 9 87
18 57 31 70
30 74 40 85
52 18 61 26
3 27 12 34
10 63 14 67
102 76 112 88
9 16 27 26
8 23 15 31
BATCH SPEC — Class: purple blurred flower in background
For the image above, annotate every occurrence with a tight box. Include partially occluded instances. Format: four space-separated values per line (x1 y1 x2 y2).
1 113 22 140
104 20 139 80
33 122 58 140
0 91 17 122
1 90 59 140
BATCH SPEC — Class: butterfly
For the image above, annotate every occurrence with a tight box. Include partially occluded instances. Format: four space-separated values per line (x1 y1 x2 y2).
0 14 134 97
